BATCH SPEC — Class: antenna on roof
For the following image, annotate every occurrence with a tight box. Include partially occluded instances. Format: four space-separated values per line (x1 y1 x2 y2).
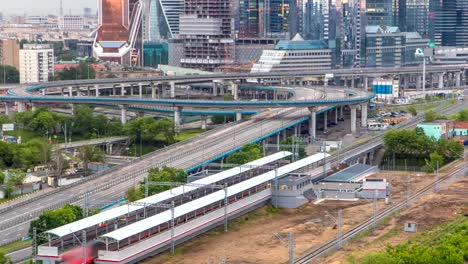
59 0 64 16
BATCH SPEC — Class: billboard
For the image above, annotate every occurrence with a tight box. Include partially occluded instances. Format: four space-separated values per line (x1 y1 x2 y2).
2 124 14 131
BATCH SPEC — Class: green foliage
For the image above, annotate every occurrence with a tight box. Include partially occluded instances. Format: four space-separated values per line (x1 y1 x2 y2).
0 65 20 83
0 251 12 264
384 129 463 171
29 204 84 244
280 136 307 159
407 106 418 116
223 94 235 101
423 152 444 173
126 186 144 202
123 117 175 145
226 144 263 165
0 115 11 126
212 115 235 124
424 110 447 122
453 109 468 121
144 166 187 195
0 171 4 185
344 218 468 264
56 62 96 80
77 145 104 176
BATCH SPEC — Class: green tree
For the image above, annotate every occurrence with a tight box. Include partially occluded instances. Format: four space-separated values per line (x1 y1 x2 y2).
3 169 26 198
126 186 144 202
0 65 20 83
139 166 187 196
77 145 104 176
223 94 235 101
407 105 418 116
0 171 4 184
226 144 263 164
280 136 307 159
384 129 434 159
30 111 58 135
424 110 447 122
28 204 84 244
424 152 444 173
453 109 468 121
57 62 95 80
212 115 235 124
72 105 94 136
0 115 11 126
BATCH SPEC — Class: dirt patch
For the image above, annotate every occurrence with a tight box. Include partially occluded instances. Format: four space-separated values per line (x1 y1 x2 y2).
141 171 462 264
319 177 468 264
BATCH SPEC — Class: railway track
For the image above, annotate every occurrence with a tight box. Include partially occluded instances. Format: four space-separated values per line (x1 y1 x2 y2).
295 159 468 264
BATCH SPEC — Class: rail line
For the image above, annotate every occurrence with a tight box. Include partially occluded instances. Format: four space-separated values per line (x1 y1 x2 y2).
295 158 468 264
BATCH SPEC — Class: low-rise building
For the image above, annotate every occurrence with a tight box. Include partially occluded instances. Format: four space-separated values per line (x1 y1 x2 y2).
417 120 454 140
453 121 468 137
251 34 332 73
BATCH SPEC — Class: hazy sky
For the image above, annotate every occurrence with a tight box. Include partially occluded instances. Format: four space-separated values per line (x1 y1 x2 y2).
2 0 97 16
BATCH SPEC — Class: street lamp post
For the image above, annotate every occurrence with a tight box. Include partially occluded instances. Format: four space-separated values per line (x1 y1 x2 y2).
415 48 426 92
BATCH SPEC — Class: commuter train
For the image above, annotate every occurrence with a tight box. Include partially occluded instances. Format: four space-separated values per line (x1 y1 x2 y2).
60 241 104 264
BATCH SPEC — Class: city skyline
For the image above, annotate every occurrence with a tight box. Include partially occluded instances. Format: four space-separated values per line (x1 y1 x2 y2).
2 0 97 15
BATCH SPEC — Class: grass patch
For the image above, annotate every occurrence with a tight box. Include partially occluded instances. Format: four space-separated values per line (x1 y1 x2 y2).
375 227 400 243
0 240 31 253
176 129 206 141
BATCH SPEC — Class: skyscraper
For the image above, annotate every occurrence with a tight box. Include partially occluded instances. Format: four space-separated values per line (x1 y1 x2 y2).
94 0 142 65
366 0 393 26
430 0 468 46
179 0 234 71
239 0 267 38
396 0 429 38
19 44 54 84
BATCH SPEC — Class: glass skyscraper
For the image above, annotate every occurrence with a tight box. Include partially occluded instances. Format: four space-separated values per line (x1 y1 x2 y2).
430 0 468 46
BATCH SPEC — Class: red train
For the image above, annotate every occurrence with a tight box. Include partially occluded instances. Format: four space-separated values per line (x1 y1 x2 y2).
60 242 103 264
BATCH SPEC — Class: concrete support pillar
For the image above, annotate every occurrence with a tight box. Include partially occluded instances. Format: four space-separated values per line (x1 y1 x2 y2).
151 84 157 99
130 85 134 96
170 82 176 98
94 85 99 97
340 106 344 119
212 81 218 96
120 105 128 124
455 72 461 87
87 87 90 96
351 77 355 88
68 86 73 97
138 83 143 98
308 107 317 141
17 102 25 113
335 107 338 123
4 103 11 117
361 103 368 127
69 104 74 114
174 106 182 132
363 76 369 91
201 115 207 130
323 111 328 131
121 84 125 96
276 134 280 150
350 105 357 134
231 82 239 100
112 86 116 96
235 110 242 122
416 75 422 90
282 130 287 141
438 74 444 89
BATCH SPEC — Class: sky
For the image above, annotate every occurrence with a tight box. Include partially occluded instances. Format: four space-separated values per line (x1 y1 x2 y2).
2 0 97 16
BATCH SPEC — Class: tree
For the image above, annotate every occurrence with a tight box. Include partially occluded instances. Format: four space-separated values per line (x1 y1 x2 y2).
280 136 307 159
453 109 468 121
30 111 58 136
0 66 20 83
407 106 418 116
3 169 26 198
384 129 434 159
26 139 52 166
424 110 447 122
56 62 96 80
0 115 11 126
126 186 144 202
424 152 444 173
51 150 69 178
72 105 94 136
226 144 263 165
77 145 104 176
29 204 84 244
139 166 187 196
0 171 4 185
223 94 235 101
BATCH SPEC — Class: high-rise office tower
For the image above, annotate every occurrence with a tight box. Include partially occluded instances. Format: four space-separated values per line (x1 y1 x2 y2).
179 0 234 71
366 0 393 26
142 0 183 41
396 0 429 38
239 0 267 38
94 0 143 65
430 0 468 46
303 0 323 40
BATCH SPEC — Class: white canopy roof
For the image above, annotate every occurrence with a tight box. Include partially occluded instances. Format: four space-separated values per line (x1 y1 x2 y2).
45 151 292 238
101 153 329 242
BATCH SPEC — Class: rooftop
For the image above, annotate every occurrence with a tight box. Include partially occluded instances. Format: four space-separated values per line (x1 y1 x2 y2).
324 164 377 183
275 34 328 50
454 121 468 129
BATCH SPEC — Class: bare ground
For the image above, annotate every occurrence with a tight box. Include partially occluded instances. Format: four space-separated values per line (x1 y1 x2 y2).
141 170 464 264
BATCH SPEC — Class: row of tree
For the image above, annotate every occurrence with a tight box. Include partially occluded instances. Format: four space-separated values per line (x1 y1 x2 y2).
383 128 463 172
